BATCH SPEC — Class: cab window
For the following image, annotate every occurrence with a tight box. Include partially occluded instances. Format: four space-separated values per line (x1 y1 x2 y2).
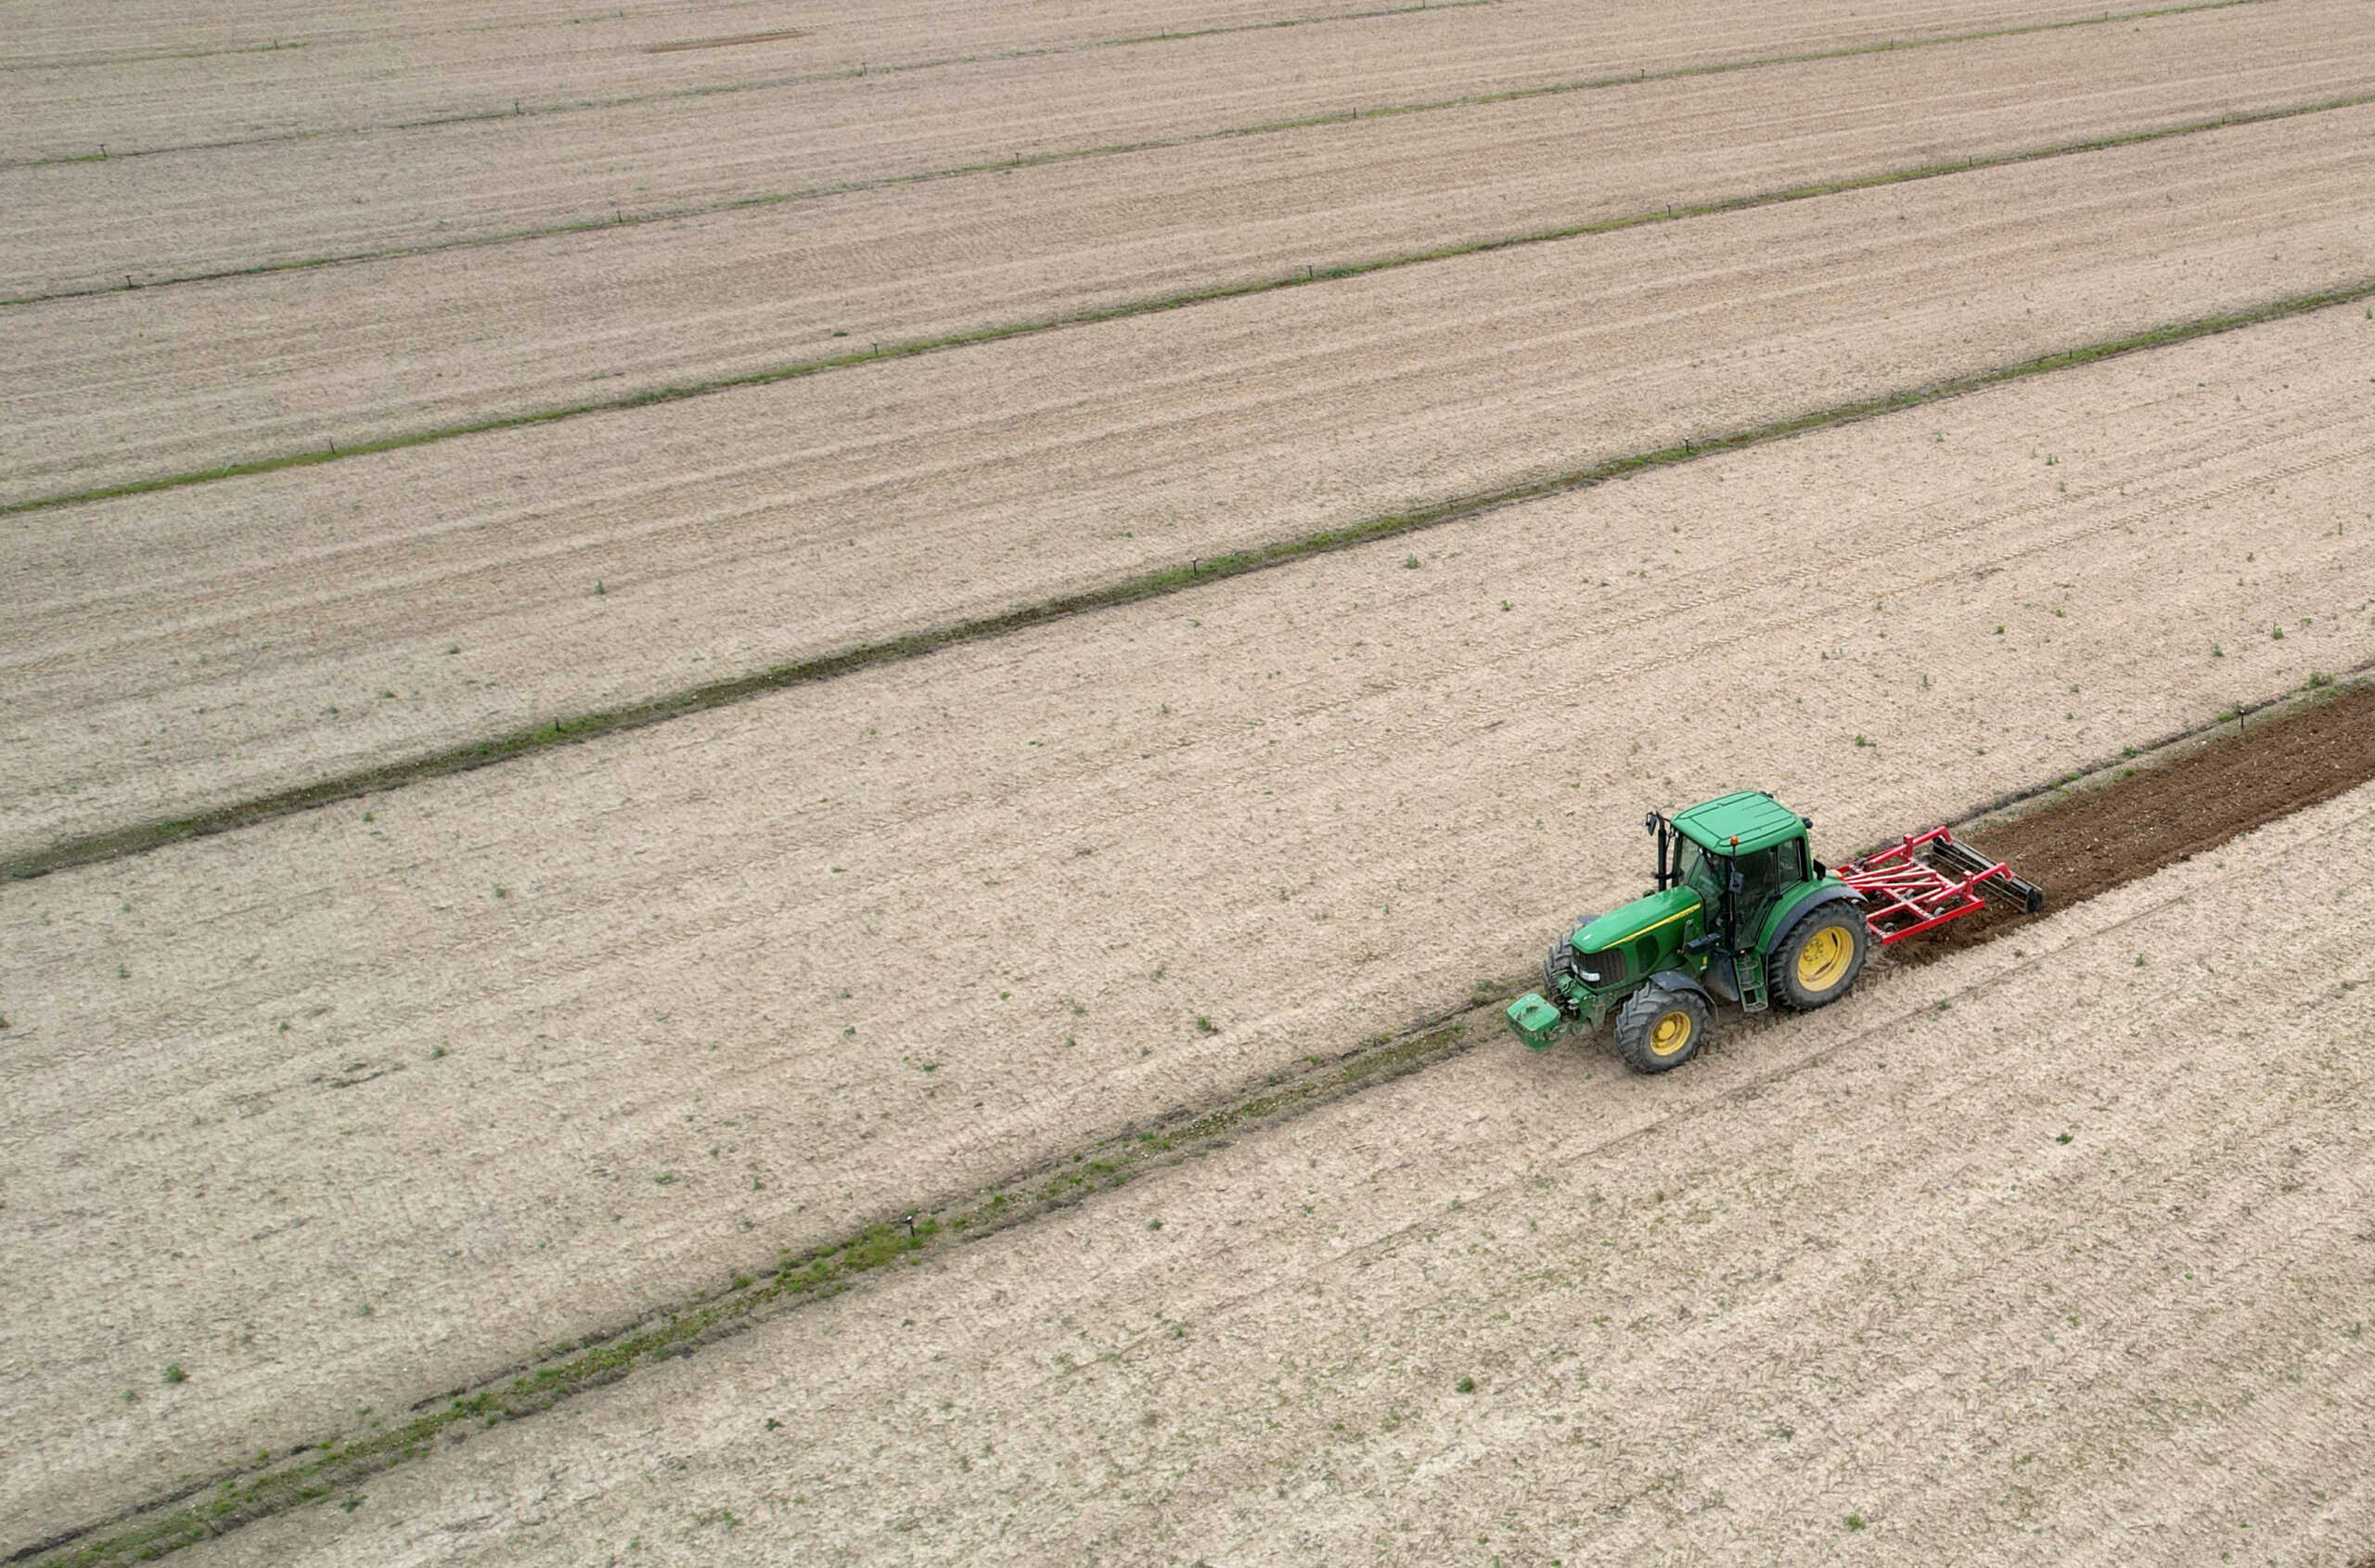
1736 844 1783 904
1677 842 1721 907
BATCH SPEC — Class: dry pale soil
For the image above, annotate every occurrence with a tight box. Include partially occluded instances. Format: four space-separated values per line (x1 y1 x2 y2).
173 779 2375 1566
8 1 2375 1561
7 0 2369 498
8 113 2375 857
6 304 2372 1547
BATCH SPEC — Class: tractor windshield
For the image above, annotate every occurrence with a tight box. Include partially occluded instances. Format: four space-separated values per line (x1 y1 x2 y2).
1676 841 1724 909
1676 839 1800 945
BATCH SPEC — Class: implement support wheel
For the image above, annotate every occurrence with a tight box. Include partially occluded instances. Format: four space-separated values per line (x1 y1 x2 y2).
1768 906 1870 1011
1613 983 1711 1074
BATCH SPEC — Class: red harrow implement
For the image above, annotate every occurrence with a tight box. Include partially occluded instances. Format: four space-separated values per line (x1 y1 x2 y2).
1835 827 2046 945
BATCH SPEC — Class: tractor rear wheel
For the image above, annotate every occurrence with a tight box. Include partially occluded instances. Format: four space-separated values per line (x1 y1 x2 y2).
1768 906 1870 1011
1613 983 1711 1074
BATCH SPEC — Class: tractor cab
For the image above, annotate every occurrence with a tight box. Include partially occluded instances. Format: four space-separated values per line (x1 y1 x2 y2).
1658 791 1821 961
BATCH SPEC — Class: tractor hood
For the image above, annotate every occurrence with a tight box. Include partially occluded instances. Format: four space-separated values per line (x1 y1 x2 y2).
1573 884 1702 955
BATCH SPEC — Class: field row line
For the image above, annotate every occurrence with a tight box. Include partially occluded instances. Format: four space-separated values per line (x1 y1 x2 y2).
751 414 2375 860
8 274 2374 888
1 1 1498 162
3 0 826 70
0 0 2267 290
35 673 2375 1568
0 37 308 72
8 87 2367 521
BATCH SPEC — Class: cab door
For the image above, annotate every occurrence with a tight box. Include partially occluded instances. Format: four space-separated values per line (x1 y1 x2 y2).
1731 840 1804 950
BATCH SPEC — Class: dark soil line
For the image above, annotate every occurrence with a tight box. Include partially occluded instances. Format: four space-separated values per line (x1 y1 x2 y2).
0 0 2266 292
641 29 810 55
27 672 2375 1568
8 278 2375 886
1905 668 2375 959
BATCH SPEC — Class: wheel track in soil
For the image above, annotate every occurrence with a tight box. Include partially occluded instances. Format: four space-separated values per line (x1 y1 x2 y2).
0 0 2286 303
26 672 2375 1568
8 275 2374 887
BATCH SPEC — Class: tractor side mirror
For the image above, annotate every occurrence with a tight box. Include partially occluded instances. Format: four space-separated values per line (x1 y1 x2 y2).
1643 813 1658 836
1727 870 1744 894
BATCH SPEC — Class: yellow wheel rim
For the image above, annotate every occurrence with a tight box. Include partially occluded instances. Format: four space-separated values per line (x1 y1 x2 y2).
1796 924 1853 991
1649 1009 1694 1059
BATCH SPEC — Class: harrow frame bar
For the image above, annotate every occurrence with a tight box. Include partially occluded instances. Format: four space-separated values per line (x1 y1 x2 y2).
1835 826 2044 945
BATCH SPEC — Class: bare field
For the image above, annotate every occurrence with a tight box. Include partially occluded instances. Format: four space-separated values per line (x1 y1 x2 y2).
8 0 2372 500
170 779 2375 1567
9 111 2375 859
5 310 2371 1547
0 0 1446 156
5 0 1401 61
0 0 2206 165
15 0 2375 1559
0 0 2274 295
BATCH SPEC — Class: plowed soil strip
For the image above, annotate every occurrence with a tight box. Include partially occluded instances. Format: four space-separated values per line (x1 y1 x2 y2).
0 0 2259 301
11 89 2369 512
35 675 2375 1568
10 276 2371 885
1921 676 2375 956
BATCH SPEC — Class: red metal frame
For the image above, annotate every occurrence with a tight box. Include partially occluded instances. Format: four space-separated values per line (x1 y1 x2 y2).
1836 827 2021 945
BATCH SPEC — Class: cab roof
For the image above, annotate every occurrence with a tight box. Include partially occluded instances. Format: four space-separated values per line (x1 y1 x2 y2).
1672 790 1807 856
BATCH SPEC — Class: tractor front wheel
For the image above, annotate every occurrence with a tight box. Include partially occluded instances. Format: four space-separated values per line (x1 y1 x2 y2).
1613 983 1711 1074
1768 906 1870 1011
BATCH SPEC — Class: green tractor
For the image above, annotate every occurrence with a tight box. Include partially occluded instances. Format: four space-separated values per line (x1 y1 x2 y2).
1507 790 1865 1073
1507 790 2041 1072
